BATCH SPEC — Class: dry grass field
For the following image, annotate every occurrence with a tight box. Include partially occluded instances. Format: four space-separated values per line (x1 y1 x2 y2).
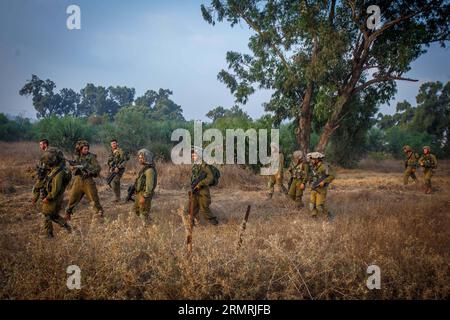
0 142 449 299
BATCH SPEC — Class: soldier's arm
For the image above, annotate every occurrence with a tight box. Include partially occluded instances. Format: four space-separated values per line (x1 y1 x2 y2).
323 165 335 184
197 165 214 188
432 155 438 169
143 168 155 198
117 150 127 169
45 173 63 200
302 163 309 184
87 155 101 176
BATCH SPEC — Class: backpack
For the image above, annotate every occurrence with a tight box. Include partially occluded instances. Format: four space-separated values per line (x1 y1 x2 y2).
208 164 221 187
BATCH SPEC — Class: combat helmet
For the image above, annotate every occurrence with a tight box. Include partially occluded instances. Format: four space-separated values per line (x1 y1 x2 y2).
403 145 412 152
75 140 90 154
307 152 325 160
423 146 431 152
41 147 65 167
138 149 154 165
293 150 304 160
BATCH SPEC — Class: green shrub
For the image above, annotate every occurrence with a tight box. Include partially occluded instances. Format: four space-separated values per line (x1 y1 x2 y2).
32 116 94 153
0 114 33 141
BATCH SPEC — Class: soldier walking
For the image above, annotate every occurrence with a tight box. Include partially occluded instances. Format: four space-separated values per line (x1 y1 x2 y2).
419 146 437 194
65 140 104 220
402 145 419 185
131 149 157 224
39 147 72 238
107 139 128 202
184 147 219 225
308 152 335 219
287 150 309 208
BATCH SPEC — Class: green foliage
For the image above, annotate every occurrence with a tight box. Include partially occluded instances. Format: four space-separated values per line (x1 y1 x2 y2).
33 116 95 153
384 126 437 159
99 106 187 160
0 114 33 141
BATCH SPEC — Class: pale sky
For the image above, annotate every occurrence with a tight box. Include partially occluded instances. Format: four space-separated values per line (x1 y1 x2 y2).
0 0 449 121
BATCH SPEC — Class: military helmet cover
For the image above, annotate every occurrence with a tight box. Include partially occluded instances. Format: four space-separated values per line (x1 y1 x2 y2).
75 140 90 154
138 148 154 164
403 145 412 152
423 146 431 151
307 152 325 160
41 147 64 166
293 150 304 159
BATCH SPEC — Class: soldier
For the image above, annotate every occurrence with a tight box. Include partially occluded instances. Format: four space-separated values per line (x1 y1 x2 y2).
64 140 104 220
419 146 437 194
287 150 309 208
32 139 50 204
132 149 157 223
39 147 72 238
402 145 419 185
184 147 219 225
308 152 335 219
107 139 128 202
267 143 286 199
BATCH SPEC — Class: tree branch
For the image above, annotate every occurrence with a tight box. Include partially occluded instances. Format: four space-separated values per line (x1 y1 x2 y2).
354 75 418 92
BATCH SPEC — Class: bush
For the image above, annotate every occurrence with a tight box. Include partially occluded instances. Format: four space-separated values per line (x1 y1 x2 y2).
32 116 95 153
384 126 438 159
0 114 33 141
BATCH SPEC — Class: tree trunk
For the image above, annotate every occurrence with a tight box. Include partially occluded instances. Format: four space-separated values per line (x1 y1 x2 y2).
296 83 314 155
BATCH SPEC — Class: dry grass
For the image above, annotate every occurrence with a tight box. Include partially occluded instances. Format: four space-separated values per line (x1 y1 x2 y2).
0 142 449 299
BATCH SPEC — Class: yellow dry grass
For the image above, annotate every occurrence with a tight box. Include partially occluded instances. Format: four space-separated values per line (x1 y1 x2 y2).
0 142 449 299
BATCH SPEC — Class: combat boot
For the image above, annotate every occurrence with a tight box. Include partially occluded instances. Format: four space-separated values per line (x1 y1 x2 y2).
425 187 432 194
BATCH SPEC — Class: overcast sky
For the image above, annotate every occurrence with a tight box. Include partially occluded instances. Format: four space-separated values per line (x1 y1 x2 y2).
0 0 449 121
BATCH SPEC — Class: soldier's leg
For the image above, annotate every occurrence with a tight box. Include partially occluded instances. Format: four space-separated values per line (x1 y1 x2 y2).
138 195 153 223
65 177 85 219
316 189 328 216
112 175 121 201
424 169 433 193
288 180 297 201
198 188 218 225
309 190 318 217
410 168 417 183
403 168 411 185
274 173 285 194
84 179 104 216
294 182 304 207
267 176 275 198
47 198 72 234
42 214 54 238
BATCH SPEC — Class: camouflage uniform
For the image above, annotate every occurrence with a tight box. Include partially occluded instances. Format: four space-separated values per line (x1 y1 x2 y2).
40 148 72 237
268 151 286 197
308 153 335 218
402 146 419 185
287 157 309 207
32 154 50 204
419 146 437 194
133 149 157 222
184 163 218 225
65 143 104 218
107 147 128 201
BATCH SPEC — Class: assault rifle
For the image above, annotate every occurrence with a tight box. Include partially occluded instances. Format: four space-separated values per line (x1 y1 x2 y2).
106 159 126 187
35 164 47 181
191 171 207 194
311 175 329 190
124 184 136 203
65 159 92 179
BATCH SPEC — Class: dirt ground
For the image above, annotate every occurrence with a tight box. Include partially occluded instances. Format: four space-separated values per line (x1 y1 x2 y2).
0 142 449 299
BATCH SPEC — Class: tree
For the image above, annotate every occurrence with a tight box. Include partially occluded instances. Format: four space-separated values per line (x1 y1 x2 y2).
201 0 449 154
19 75 59 118
135 88 185 121
206 105 251 122
79 84 120 117
108 86 136 106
